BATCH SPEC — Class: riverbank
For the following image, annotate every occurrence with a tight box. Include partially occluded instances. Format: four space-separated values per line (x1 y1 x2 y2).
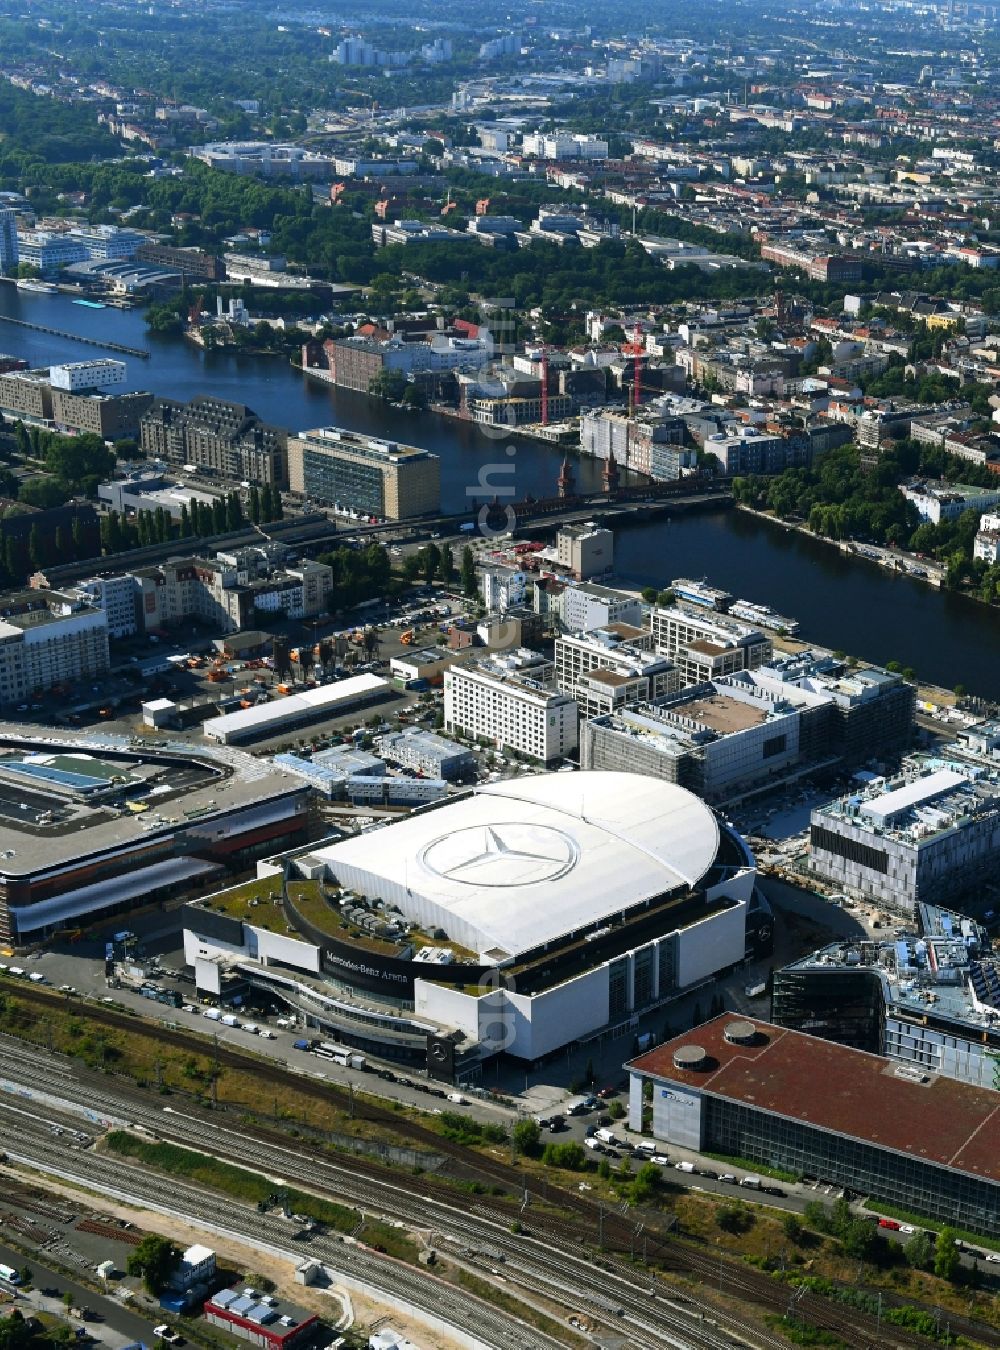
734 502 955 590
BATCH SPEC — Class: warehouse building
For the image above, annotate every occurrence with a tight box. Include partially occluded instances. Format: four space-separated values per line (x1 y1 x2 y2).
204 1289 317 1350
627 1015 1000 1236
203 673 393 745
808 757 1000 914
772 904 1000 1090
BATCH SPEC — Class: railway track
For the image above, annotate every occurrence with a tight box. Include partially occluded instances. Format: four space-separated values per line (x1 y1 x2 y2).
2 1025 993 1350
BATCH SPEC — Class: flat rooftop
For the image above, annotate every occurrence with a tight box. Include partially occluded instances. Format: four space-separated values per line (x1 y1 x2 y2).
629 1015 1000 1185
678 694 768 734
0 726 304 878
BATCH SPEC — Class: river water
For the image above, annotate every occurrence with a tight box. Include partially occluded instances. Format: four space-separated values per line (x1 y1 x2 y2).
1 286 997 697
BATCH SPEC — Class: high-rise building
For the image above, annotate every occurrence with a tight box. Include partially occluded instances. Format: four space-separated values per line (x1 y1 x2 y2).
444 654 578 763
0 208 18 276
287 426 440 520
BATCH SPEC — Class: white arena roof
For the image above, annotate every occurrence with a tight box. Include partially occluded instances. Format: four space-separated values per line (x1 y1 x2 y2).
313 771 720 960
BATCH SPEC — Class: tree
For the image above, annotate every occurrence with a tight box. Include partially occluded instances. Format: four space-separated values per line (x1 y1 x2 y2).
782 1213 803 1242
422 541 441 584
934 1228 960 1281
906 1230 934 1270
640 586 657 603
512 1118 541 1156
249 484 261 524
461 544 477 597
438 544 455 585
20 476 68 509
127 1234 179 1295
717 1204 754 1234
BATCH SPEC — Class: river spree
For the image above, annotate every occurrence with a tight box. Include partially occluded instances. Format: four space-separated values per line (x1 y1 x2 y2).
0 286 998 697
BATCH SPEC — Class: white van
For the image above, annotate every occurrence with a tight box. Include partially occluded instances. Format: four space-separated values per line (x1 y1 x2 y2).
203 1008 221 1021
446 1093 466 1105
595 1127 618 1145
221 1014 240 1028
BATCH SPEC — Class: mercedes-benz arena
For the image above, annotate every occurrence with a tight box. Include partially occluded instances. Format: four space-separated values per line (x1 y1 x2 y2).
185 772 756 1064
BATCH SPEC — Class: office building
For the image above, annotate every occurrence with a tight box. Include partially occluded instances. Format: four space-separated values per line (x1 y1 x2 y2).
52 387 153 440
522 133 609 160
303 332 493 392
140 397 288 487
0 208 18 275
287 426 440 520
559 582 642 634
628 1015 999 1236
0 590 109 706
582 677 809 801
444 653 578 763
701 427 788 475
556 523 614 580
554 625 679 719
15 231 89 275
49 360 126 393
479 564 526 614
772 904 1000 1090
651 604 772 685
580 408 694 482
375 728 476 781
134 243 225 282
809 757 1000 914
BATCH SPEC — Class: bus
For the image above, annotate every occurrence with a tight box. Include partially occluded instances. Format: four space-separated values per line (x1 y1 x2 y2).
0 1264 21 1285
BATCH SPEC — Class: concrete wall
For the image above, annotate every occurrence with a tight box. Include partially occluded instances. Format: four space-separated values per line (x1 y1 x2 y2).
676 901 746 988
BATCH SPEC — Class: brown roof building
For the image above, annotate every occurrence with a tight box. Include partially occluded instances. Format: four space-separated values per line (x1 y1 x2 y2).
627 1014 999 1235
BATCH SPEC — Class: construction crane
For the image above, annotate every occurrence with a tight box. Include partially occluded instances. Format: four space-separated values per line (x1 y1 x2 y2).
622 322 645 412
539 343 549 427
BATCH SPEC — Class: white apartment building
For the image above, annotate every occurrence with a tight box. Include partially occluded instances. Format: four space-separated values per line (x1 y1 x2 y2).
444 657 578 763
560 583 642 634
556 523 613 580
0 593 109 705
651 604 772 686
973 510 1000 564
522 133 609 160
480 564 526 615
49 360 126 393
73 575 139 639
900 481 1000 525
554 626 680 719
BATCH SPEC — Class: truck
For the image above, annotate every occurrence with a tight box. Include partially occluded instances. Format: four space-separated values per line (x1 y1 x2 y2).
202 1008 221 1021
674 1161 695 1174
595 1127 619 1145
564 1095 591 1116
220 1014 240 1028
739 1175 762 1190
293 1039 312 1051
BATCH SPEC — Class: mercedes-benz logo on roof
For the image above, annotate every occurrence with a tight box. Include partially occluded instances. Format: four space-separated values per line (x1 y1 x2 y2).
419 823 579 887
